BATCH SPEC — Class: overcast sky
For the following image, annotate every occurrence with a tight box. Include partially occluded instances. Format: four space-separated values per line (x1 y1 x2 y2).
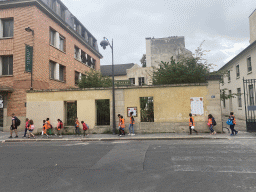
61 0 256 71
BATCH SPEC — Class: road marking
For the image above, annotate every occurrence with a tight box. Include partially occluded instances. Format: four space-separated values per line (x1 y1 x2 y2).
111 141 130 144
65 143 89 146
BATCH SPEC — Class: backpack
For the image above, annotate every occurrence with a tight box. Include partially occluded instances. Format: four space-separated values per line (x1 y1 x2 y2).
15 117 21 126
226 119 233 125
86 124 89 129
212 117 217 126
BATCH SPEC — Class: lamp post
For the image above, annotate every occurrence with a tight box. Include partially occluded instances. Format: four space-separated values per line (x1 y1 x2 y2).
100 37 116 134
25 27 34 90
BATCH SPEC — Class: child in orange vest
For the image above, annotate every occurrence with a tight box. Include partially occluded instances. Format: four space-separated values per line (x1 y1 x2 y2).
208 114 216 135
189 113 198 135
118 116 125 136
229 112 238 136
75 118 80 135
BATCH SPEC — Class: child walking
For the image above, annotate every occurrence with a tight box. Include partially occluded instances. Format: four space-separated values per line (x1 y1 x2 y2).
42 120 49 137
81 121 88 137
75 118 80 135
56 119 63 137
208 114 216 135
118 116 125 136
28 120 36 139
189 113 198 135
229 112 238 136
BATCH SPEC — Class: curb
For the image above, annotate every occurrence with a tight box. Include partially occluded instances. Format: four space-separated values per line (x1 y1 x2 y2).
3 136 231 142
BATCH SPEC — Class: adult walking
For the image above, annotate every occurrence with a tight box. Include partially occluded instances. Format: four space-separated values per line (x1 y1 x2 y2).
229 112 238 136
9 113 19 138
208 114 216 135
128 112 135 136
189 113 198 135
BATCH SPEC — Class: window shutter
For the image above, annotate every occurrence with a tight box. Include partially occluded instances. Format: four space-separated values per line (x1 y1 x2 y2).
55 63 60 80
0 19 3 38
55 32 60 48
0 57 2 76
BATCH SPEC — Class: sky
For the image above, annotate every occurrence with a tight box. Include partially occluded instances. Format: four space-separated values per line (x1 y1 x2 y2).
61 0 256 71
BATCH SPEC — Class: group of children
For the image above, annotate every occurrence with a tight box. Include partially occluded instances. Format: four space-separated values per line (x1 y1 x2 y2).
189 112 238 136
75 117 89 137
117 112 135 137
22 117 89 138
21 112 237 138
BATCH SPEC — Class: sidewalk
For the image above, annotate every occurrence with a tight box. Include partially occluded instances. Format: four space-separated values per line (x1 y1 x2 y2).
1 131 255 142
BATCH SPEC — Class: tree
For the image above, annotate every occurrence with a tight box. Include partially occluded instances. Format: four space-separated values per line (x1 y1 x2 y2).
140 54 146 67
153 42 214 85
78 69 112 88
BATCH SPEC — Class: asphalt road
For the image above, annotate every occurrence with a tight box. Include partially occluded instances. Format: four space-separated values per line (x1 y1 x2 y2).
1 139 256 192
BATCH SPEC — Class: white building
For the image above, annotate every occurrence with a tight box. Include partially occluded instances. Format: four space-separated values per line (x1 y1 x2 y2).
219 9 256 121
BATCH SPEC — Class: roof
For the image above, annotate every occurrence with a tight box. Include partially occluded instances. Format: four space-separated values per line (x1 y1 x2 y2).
101 63 135 76
0 0 103 59
218 40 256 71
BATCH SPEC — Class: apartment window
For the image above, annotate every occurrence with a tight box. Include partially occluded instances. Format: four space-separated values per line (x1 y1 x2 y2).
2 19 14 38
59 35 65 52
1 56 13 75
50 28 56 46
223 98 226 108
75 71 80 85
236 65 240 78
247 57 252 73
92 59 96 69
81 50 87 64
87 55 92 67
50 61 55 79
249 85 254 106
50 61 65 82
74 46 80 60
228 70 231 82
129 78 135 85
59 65 65 82
237 88 242 108
139 77 145 86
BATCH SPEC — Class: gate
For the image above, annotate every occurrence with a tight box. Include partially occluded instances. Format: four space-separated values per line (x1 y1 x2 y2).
243 78 256 132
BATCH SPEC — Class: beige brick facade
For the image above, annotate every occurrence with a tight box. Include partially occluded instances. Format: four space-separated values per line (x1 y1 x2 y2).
0 2 102 131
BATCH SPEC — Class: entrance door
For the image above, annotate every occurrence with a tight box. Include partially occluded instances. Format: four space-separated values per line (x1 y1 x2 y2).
243 79 256 132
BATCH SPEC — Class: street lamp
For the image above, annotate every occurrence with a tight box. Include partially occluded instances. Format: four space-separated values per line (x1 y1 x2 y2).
100 37 116 134
25 27 34 90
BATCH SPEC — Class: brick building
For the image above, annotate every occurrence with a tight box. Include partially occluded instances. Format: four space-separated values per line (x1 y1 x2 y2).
0 0 102 131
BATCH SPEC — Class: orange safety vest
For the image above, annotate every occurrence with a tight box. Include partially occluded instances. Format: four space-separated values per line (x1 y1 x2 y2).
189 117 194 126
46 120 51 129
208 118 212 126
230 115 236 125
130 116 135 124
75 120 79 128
120 118 125 128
